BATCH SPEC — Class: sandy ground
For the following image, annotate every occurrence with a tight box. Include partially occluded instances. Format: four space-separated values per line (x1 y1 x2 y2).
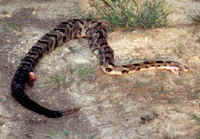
0 0 200 138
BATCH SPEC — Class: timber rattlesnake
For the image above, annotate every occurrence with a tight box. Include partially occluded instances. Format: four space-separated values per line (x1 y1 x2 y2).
11 19 188 118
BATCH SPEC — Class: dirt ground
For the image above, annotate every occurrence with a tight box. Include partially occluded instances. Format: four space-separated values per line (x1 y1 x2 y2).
0 0 200 139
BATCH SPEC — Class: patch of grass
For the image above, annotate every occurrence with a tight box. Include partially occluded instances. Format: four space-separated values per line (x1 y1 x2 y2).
0 96 7 103
63 128 70 136
48 134 62 139
76 66 91 79
148 83 166 96
47 129 72 139
90 0 170 30
172 43 186 58
192 114 200 124
166 98 177 104
7 22 20 31
191 9 200 24
89 134 97 139
47 74 68 87
47 129 95 139
192 114 200 139
135 80 149 88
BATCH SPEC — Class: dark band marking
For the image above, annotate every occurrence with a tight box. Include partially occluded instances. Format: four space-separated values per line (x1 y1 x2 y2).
105 68 112 72
122 70 129 74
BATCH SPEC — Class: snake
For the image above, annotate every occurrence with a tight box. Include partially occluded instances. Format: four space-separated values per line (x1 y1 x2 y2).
11 19 188 118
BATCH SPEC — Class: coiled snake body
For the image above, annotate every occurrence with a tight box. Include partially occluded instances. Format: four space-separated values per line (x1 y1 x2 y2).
11 19 188 118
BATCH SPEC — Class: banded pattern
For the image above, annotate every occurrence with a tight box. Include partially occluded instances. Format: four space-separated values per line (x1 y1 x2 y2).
11 19 188 118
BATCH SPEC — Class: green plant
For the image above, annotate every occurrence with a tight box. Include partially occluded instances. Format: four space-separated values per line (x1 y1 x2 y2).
48 74 67 87
192 114 200 124
76 66 91 79
90 0 170 30
191 9 200 24
137 0 169 28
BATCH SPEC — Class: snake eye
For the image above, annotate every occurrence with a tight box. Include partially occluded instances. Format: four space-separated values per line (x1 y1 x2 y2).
136 67 141 71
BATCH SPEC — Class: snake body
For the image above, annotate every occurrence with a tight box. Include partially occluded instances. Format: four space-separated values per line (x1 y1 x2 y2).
11 19 188 118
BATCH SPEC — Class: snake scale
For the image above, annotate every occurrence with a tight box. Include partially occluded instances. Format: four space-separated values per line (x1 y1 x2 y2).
11 19 188 118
